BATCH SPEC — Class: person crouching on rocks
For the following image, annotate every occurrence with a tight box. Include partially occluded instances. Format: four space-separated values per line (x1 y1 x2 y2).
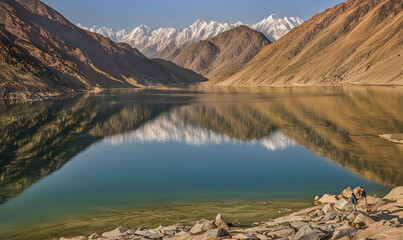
351 192 358 212
359 186 368 212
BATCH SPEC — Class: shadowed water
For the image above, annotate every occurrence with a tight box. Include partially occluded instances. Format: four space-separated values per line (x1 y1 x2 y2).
0 86 402 239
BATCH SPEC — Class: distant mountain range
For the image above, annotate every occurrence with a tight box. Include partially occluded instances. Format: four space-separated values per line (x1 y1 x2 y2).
77 14 303 57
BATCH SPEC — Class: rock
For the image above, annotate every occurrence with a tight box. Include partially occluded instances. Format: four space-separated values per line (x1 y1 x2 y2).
322 203 335 214
389 217 401 227
147 231 164 239
60 237 87 240
214 214 230 230
264 221 291 231
315 224 334 233
341 187 353 199
163 231 190 240
203 228 230 239
273 214 307 225
383 186 403 202
268 228 295 239
353 213 375 226
135 229 152 236
335 198 348 210
135 229 164 239
252 222 260 226
358 196 383 210
346 212 357 221
293 225 326 240
162 230 177 236
102 226 129 239
319 194 338 204
314 196 319 201
290 220 309 230
88 233 101 239
232 232 258 240
190 219 215 235
254 233 270 240
323 211 338 221
331 227 357 240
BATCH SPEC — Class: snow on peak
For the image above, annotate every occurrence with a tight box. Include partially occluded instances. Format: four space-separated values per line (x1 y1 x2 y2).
252 15 304 41
77 14 303 56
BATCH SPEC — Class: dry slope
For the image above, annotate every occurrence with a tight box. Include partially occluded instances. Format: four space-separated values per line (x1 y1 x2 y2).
171 26 271 81
214 0 403 86
0 0 206 100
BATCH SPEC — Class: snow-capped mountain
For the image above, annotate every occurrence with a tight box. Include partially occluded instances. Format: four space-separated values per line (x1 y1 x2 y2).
77 23 126 42
252 15 304 42
77 14 303 57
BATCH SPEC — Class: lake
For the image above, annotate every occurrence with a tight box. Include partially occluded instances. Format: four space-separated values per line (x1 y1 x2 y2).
0 86 402 239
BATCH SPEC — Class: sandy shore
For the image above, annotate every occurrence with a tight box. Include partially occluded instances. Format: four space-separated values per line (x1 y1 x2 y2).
59 187 402 240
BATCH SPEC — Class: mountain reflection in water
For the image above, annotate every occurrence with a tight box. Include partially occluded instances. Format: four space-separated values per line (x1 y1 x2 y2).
0 86 402 206
105 109 296 150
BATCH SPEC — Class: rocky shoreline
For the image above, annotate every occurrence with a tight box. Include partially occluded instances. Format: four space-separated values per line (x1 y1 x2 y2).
59 187 402 240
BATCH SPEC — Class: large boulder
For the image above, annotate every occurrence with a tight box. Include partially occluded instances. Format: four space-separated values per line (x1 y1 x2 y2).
190 219 216 234
293 225 326 240
202 228 230 239
102 226 129 239
341 187 353 199
354 213 375 226
335 198 348 211
383 186 403 202
214 214 230 230
331 227 357 240
319 194 338 204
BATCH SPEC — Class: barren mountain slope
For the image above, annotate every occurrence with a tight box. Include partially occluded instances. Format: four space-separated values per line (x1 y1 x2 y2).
214 0 403 86
0 0 206 100
172 26 271 81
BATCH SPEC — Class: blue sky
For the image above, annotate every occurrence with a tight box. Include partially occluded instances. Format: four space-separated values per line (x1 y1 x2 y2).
42 0 345 30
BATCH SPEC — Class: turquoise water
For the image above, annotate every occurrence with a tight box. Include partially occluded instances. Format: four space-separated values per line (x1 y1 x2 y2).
1 87 401 239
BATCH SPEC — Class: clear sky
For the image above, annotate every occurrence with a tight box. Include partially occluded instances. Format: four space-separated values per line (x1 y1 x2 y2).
42 0 345 30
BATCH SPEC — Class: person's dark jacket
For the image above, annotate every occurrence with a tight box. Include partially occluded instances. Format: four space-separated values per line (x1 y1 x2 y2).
351 194 357 204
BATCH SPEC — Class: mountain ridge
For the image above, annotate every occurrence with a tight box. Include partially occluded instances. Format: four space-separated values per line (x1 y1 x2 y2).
78 15 303 57
171 26 271 81
212 0 403 86
0 0 207 100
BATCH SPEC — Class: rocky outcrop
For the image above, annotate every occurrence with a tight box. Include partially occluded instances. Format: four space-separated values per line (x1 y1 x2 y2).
59 187 403 240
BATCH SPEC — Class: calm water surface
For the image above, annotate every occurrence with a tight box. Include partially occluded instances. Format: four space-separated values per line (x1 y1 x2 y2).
0 86 402 239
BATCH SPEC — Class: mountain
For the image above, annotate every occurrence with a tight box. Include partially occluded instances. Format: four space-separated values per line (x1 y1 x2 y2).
77 24 127 42
171 26 271 81
78 15 303 57
252 15 304 42
0 0 206 100
214 0 403 86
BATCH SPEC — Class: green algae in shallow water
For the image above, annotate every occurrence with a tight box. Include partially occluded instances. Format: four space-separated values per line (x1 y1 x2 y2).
0 201 313 240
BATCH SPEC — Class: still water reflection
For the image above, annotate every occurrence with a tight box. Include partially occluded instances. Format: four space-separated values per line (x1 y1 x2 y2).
0 86 402 239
